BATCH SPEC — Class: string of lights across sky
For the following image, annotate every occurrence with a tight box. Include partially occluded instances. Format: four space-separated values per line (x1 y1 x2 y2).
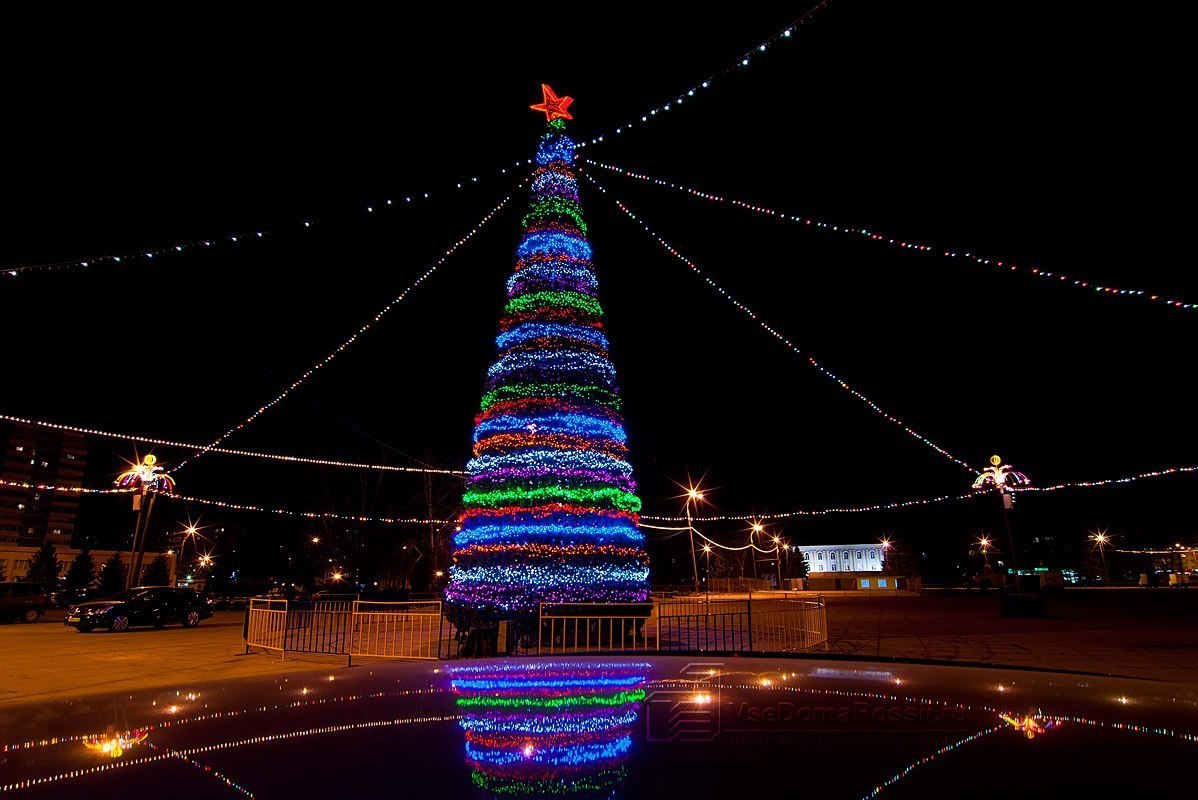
584 158 1197 313
1 162 516 277
584 173 976 472
0 412 465 476
2 3 830 279
167 190 516 476
9 457 1198 528
575 2 831 148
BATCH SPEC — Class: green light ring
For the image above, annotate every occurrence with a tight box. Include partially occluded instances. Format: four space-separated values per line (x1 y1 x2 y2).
505 290 603 317
463 486 642 513
457 689 646 710
480 383 621 412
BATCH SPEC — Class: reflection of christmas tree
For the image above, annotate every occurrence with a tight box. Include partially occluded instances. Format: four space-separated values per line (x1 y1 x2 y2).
450 660 648 798
445 87 649 617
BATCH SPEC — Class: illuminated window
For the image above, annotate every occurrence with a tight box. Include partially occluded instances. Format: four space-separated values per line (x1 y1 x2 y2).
66 453 76 460
860 579 870 588
878 579 888 588
14 446 24 452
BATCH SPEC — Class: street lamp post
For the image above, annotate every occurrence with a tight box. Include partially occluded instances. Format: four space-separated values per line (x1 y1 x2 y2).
1089 529 1110 582
683 487 704 593
972 455 1030 589
750 522 764 580
116 455 176 590
702 544 712 600
772 536 784 591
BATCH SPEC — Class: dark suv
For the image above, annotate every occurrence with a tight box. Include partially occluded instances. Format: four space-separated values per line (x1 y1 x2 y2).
0 582 48 623
65 586 213 632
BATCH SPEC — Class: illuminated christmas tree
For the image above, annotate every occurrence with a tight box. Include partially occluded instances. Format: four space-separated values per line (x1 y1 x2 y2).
445 86 650 618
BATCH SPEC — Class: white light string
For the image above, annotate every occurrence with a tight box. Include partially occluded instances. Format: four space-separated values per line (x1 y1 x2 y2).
0 412 465 476
695 527 778 554
165 490 450 526
1115 547 1197 554
642 491 982 522
584 157 1198 313
584 173 976 472
3 4 831 278
0 476 133 496
0 714 458 794
577 2 832 148
643 463 1198 522
2 160 527 277
1014 465 1198 494
169 190 517 475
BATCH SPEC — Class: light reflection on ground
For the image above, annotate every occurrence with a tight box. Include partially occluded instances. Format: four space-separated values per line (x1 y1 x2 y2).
1 657 1195 798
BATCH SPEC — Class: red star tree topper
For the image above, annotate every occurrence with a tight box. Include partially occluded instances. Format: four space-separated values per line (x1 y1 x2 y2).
530 83 573 121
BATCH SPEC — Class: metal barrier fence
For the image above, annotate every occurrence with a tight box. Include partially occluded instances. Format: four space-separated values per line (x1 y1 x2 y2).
537 603 657 655
244 598 287 653
244 598 455 662
537 596 827 655
351 601 445 660
246 595 827 660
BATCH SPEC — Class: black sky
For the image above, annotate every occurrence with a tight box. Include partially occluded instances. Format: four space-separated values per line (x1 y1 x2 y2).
2 3 1193 580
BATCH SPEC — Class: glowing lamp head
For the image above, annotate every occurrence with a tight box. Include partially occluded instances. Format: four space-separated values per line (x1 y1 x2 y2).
331 572 343 582
880 538 892 550
751 522 765 533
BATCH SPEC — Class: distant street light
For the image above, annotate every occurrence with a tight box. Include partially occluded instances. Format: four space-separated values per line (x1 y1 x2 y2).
978 536 992 568
772 536 783 590
681 483 707 593
749 521 764 579
1089 528 1111 580
701 544 712 596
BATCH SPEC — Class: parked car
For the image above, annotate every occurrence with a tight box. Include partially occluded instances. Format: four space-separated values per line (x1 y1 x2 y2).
64 586 213 633
0 582 48 623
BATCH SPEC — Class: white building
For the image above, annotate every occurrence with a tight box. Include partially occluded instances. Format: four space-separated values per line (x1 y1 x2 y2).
796 543 884 573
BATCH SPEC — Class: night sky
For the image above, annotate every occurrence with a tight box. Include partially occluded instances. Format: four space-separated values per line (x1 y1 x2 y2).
2 3 1192 583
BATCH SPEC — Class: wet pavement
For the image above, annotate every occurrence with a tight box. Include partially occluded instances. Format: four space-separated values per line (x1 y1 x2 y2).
1 655 1195 798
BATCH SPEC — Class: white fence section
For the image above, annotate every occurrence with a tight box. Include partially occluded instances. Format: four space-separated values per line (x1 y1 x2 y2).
746 598 828 652
245 594 827 660
537 603 658 655
244 598 287 654
350 600 445 660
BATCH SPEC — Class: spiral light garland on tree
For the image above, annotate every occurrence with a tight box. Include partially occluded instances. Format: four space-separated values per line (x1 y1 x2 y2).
445 91 649 616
